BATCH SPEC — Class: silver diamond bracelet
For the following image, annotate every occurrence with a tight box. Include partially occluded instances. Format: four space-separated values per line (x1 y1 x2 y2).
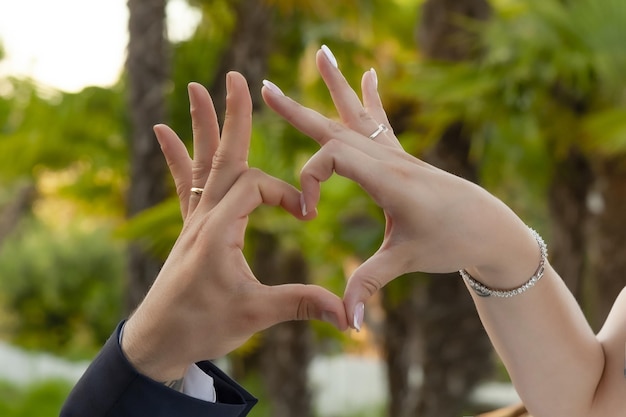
459 227 547 298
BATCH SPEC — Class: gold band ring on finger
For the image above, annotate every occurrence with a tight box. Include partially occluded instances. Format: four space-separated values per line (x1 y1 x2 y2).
191 187 204 196
368 123 388 140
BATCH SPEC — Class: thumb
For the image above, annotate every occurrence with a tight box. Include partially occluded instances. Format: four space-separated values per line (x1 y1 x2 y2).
258 284 349 331
343 247 406 331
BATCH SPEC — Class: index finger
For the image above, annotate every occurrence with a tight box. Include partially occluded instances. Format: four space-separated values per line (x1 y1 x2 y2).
261 81 382 159
315 48 395 147
299 140 384 216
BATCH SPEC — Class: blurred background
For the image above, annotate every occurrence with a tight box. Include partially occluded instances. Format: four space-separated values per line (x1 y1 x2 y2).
0 0 625 416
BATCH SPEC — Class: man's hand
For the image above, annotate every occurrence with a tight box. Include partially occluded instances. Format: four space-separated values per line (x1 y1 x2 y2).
121 72 348 383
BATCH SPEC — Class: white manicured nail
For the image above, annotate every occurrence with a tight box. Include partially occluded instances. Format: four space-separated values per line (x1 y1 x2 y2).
370 68 378 88
353 302 364 332
300 194 308 216
262 79 285 96
321 44 338 68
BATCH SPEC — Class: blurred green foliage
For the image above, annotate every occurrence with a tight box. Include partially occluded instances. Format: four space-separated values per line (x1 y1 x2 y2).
0 220 124 357
123 0 419 301
0 379 72 417
0 79 128 215
408 0 626 219
0 0 624 396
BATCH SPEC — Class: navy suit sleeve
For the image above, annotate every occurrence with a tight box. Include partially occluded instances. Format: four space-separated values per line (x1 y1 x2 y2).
60 322 257 417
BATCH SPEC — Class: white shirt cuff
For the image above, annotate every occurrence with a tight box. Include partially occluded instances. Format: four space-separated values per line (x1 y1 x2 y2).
119 322 216 403
183 364 217 403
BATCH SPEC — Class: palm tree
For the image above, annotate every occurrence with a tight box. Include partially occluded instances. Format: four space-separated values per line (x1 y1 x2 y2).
194 3 314 416
413 2 495 417
479 0 626 330
410 0 626 395
125 0 170 310
251 231 314 417
206 0 273 117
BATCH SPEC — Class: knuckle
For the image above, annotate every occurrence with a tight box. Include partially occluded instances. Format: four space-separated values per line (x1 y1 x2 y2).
356 109 373 124
246 167 264 180
359 276 382 297
294 285 310 321
211 150 225 168
324 138 342 152
240 168 264 190
320 120 345 143
176 183 188 199
192 163 210 182
211 149 248 169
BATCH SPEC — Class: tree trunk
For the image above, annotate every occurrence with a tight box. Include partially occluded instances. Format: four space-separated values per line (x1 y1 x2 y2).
547 148 593 302
204 3 311 415
417 123 495 417
252 232 314 417
418 0 492 63
587 158 626 330
416 275 495 417
208 0 273 119
382 2 494 417
382 277 424 417
125 0 169 311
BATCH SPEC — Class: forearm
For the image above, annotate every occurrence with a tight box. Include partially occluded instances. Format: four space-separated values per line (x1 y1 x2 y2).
469 262 604 417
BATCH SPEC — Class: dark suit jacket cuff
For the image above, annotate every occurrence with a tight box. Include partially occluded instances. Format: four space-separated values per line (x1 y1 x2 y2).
60 321 257 417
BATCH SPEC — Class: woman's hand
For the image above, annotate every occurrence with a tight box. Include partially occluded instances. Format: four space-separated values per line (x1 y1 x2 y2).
264 48 613 417
121 72 348 383
262 47 539 329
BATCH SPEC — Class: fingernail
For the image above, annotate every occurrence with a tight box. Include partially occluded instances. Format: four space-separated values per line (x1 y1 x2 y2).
321 311 339 329
321 44 338 69
226 72 233 94
370 68 378 88
300 194 308 216
262 79 285 96
187 83 198 108
153 125 165 149
353 302 364 332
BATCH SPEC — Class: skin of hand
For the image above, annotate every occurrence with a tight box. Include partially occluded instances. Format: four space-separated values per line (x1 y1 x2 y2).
262 49 539 327
262 47 625 417
121 72 348 384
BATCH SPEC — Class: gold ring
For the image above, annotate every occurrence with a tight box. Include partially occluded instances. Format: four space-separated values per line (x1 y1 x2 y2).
190 187 204 196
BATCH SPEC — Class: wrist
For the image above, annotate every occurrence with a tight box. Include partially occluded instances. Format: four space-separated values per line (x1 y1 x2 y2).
465 224 544 289
462 227 547 297
121 315 190 382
